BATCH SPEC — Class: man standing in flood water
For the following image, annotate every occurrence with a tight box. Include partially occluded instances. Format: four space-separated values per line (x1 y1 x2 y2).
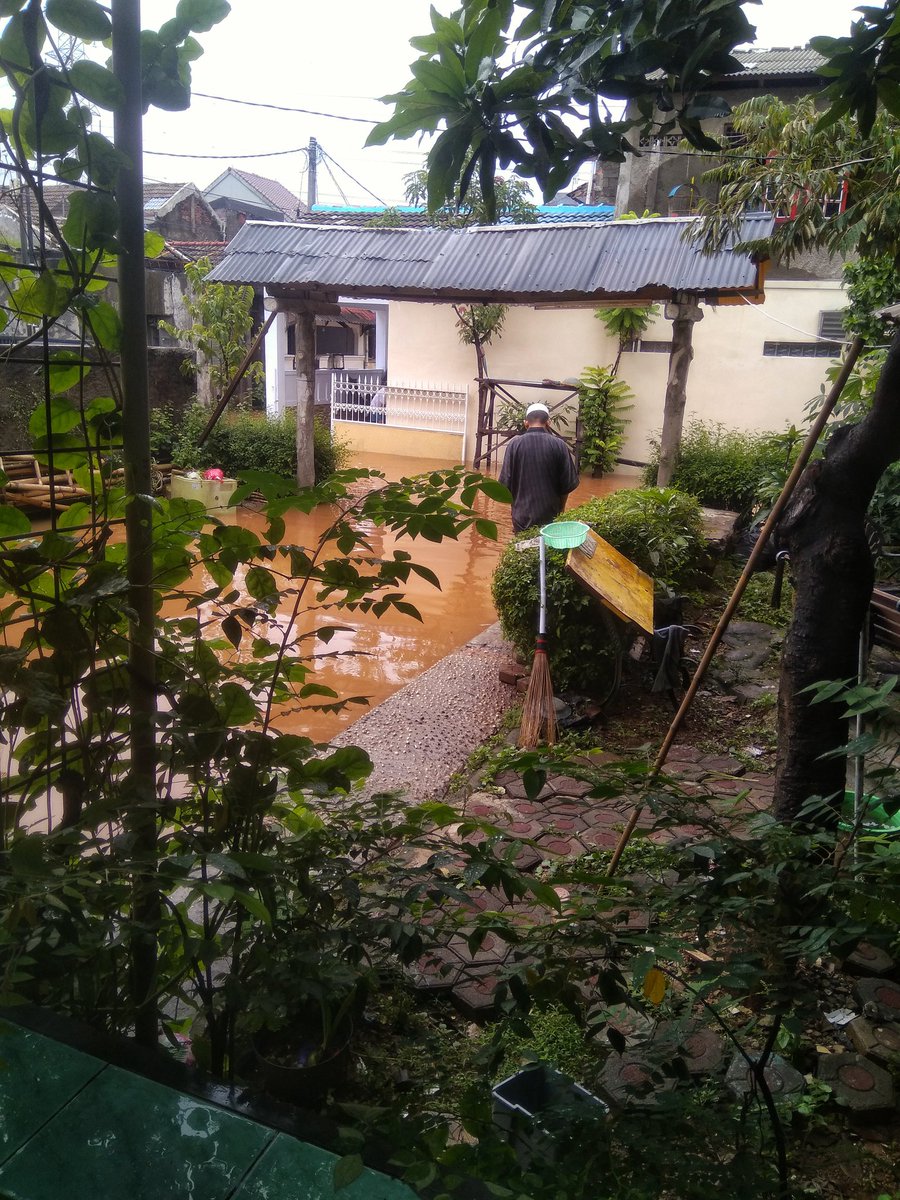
499 403 580 533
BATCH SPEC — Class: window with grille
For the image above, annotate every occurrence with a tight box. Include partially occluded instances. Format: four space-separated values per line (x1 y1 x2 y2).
622 339 673 353
763 341 842 358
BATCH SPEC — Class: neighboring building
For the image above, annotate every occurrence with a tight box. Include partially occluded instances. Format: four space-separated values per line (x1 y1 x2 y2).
0 190 198 420
209 216 840 471
615 47 827 222
38 180 223 245
203 168 306 239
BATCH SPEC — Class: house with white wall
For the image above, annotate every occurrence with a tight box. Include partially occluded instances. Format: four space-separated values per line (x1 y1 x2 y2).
209 216 839 476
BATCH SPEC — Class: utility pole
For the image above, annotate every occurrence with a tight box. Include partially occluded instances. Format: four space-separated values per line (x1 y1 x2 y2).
307 136 317 209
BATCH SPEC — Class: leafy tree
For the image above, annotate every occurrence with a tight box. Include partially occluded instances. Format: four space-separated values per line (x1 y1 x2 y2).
595 303 659 376
369 1 900 225
693 94 900 265
687 90 900 822
403 167 538 227
367 0 760 218
162 256 264 401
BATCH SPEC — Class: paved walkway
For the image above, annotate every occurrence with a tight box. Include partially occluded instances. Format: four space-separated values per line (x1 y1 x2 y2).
332 623 516 800
409 745 775 1017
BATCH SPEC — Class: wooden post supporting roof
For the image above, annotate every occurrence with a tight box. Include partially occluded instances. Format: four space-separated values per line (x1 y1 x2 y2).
266 293 339 489
293 310 316 488
657 296 704 488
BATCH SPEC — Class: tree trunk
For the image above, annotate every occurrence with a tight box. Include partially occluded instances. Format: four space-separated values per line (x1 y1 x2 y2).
657 299 703 487
774 331 900 822
294 310 316 488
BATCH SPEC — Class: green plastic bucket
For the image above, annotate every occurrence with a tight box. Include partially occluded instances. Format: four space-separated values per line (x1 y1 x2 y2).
839 791 900 836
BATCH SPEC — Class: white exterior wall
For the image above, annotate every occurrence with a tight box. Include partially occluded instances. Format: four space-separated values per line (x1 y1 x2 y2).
615 280 846 462
385 279 847 466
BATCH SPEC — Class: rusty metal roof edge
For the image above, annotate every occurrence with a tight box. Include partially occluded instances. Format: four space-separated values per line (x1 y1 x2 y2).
262 282 761 305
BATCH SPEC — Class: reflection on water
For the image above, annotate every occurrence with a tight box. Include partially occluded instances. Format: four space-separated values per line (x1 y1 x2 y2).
11 453 635 831
237 452 634 743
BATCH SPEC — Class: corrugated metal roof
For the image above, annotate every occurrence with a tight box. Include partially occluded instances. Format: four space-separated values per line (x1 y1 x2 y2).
536 205 613 223
729 46 825 78
207 214 773 304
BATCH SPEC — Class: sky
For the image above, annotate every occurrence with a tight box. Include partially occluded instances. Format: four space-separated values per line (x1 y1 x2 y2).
138 0 871 209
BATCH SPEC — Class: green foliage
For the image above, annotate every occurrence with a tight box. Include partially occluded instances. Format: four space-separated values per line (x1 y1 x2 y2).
495 1004 590 1078
644 420 800 519
453 302 507 346
403 166 538 226
736 570 794 628
842 257 900 346
695 94 900 264
161 256 264 399
367 1 756 217
0 459 505 1072
576 365 632 476
491 488 704 691
151 403 348 483
365 207 408 228
594 303 659 374
811 356 900 547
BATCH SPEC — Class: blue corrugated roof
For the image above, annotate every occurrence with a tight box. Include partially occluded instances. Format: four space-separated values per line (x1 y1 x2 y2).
305 204 613 227
208 214 773 304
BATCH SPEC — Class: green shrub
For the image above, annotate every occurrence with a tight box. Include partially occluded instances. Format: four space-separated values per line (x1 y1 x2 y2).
151 403 349 483
491 487 705 693
643 420 796 518
577 365 632 476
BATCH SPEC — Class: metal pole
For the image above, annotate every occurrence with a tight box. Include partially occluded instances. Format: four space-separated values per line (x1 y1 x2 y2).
852 618 869 839
113 0 159 1045
307 137 317 209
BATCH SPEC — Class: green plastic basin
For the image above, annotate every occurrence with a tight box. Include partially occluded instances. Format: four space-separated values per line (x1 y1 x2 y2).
541 521 590 550
839 791 900 835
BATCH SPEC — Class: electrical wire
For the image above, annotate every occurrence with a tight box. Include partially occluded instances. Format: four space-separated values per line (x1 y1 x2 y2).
321 155 350 206
144 145 308 160
738 292 848 343
318 147 387 205
192 91 378 124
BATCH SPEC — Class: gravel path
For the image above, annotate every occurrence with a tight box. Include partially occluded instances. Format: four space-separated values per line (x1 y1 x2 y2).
331 623 518 801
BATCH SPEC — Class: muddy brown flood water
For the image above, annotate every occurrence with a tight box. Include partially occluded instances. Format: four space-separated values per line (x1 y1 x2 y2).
235 452 634 744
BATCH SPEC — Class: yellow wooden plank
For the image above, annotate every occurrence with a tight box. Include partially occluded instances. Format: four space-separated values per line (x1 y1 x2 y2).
565 529 655 634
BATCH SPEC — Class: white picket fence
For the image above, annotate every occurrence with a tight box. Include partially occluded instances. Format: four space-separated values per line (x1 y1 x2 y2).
331 375 468 437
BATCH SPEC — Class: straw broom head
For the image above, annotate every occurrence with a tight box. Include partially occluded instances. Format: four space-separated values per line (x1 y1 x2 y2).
518 637 557 749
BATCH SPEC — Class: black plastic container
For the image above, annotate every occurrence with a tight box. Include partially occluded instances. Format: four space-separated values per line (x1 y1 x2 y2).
491 1063 607 1165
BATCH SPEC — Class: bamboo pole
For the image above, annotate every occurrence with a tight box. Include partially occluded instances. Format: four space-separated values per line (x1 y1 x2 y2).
608 336 866 875
196 309 276 447
113 0 159 1045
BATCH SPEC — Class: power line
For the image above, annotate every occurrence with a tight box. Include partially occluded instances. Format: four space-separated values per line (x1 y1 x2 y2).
144 146 308 160
192 91 378 124
319 147 386 206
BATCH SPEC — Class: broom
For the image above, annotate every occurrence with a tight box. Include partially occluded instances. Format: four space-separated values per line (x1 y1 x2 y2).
519 534 557 748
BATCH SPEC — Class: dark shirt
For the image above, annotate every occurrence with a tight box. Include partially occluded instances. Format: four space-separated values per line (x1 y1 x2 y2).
498 427 580 533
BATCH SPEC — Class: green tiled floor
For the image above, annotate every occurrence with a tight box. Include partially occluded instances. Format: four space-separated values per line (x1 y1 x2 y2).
232 1135 416 1200
0 1023 104 1164
0 1021 417 1200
